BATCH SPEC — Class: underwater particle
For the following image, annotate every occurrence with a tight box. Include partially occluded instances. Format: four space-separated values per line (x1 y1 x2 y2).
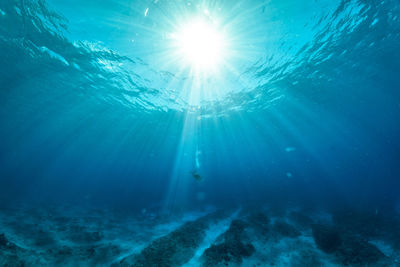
371 18 379 27
286 172 293 178
0 9 6 16
285 146 296 152
72 63 81 70
40 46 69 66
14 7 21 16
144 8 149 17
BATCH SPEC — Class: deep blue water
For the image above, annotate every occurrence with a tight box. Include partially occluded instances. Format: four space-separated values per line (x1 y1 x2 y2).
1 0 400 214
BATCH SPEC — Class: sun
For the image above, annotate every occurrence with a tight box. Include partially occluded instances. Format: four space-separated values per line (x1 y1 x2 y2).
173 18 227 72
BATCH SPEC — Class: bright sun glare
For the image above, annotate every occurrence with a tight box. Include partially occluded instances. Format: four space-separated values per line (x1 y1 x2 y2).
174 18 227 71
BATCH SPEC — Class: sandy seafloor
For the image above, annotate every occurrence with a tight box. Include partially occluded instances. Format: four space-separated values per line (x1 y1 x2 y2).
1 203 400 266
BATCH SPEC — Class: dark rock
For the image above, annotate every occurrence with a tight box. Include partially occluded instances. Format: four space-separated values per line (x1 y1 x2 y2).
0 255 25 267
52 246 73 264
34 230 55 247
312 223 386 265
89 244 121 264
333 209 400 249
219 219 250 245
86 246 96 257
336 236 385 265
273 220 300 238
311 224 341 253
57 246 73 256
0 233 17 251
118 211 226 267
333 210 381 237
70 231 103 244
202 241 255 266
247 212 270 236
225 220 247 239
289 211 313 229
0 233 8 247
131 221 206 266
201 219 255 266
290 248 323 267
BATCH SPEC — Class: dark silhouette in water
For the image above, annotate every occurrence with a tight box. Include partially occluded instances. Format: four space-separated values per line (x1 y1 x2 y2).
191 170 203 181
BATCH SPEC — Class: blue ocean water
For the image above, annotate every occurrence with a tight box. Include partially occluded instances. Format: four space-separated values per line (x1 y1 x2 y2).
0 0 400 265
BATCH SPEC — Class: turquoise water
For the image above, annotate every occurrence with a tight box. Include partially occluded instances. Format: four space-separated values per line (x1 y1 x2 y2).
1 0 400 265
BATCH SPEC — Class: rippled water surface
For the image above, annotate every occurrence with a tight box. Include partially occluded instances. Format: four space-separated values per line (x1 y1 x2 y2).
2 0 399 113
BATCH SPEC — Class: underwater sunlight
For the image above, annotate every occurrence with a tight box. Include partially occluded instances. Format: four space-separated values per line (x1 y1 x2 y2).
173 17 228 72
1 0 400 265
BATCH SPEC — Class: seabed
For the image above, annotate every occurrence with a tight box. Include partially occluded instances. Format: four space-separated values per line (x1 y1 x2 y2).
0 204 399 266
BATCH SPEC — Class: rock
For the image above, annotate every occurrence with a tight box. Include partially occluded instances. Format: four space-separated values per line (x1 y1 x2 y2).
57 246 73 257
201 219 255 266
289 211 313 229
224 219 248 240
34 230 56 247
0 233 17 251
290 248 323 267
132 221 206 266
311 224 341 253
0 255 25 267
336 236 385 265
118 211 226 266
273 220 300 238
247 212 270 236
312 224 386 265
333 209 400 249
202 241 255 266
0 233 8 247
333 210 381 237
70 231 103 244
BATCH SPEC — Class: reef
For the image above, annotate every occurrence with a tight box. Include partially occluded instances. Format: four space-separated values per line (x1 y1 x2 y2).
312 224 342 253
201 219 255 266
289 211 313 229
118 211 226 266
272 220 300 238
312 223 386 265
337 236 385 265
0 233 25 266
0 205 399 266
246 211 270 237
333 209 400 249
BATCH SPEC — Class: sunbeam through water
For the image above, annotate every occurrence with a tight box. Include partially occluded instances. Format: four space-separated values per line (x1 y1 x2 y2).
1 0 400 265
